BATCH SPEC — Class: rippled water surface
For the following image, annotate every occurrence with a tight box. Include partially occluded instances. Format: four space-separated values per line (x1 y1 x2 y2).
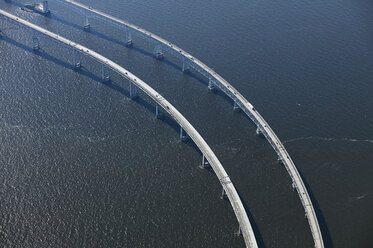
0 0 372 247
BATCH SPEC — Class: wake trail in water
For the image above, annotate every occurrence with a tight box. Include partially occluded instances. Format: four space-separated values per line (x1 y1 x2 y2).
283 136 373 144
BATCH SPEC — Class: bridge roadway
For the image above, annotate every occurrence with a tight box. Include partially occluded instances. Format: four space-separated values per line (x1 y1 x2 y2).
51 1 325 247
0 10 258 248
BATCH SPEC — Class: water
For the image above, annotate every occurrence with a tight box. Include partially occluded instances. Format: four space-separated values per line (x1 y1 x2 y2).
0 0 372 247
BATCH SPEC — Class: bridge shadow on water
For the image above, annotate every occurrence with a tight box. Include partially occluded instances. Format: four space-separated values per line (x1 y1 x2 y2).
44 12 236 102
234 190 267 248
45 12 185 71
4 1 237 113
42 13 319 247
4 27 260 246
220 163 334 248
257 131 333 247
295 167 334 248
1 35 202 154
2 6 333 246
228 184 333 248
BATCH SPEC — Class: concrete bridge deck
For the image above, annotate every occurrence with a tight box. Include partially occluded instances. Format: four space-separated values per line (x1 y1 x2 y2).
48 1 324 247
0 9 258 248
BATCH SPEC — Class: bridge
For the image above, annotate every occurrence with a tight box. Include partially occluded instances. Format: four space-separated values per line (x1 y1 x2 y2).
0 9 259 248
40 1 325 247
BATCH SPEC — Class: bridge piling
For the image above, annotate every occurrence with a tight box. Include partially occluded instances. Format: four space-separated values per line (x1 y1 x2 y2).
221 187 228 200
292 181 296 191
255 126 263 136
155 103 163 118
200 154 211 169
208 78 216 91
101 64 110 82
277 157 284 165
73 49 81 69
153 44 164 60
182 60 190 73
129 81 138 99
233 101 240 112
125 30 133 46
42 1 50 14
83 16 90 31
32 36 40 50
180 126 188 141
237 226 243 236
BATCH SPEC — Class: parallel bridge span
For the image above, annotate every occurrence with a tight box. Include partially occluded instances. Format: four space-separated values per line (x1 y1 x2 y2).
46 1 325 247
0 9 258 248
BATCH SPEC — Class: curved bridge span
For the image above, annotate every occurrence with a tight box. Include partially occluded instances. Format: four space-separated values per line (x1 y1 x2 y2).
0 10 258 248
47 1 325 247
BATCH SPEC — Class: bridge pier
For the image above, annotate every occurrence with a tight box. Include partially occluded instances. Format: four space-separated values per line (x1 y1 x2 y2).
180 126 188 141
73 49 81 69
153 44 164 60
292 181 297 191
42 1 49 14
32 36 40 51
221 187 228 200
125 30 133 46
182 60 190 73
83 16 90 31
200 154 211 169
256 126 263 136
236 226 243 236
277 156 284 165
101 64 110 82
233 101 240 112
208 78 216 91
129 81 138 99
34 1 50 14
155 103 163 118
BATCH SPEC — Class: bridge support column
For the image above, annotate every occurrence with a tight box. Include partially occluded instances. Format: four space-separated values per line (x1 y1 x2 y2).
73 49 81 69
233 101 240 112
129 81 138 99
256 126 263 136
200 154 211 169
292 181 296 191
277 156 284 165
208 78 216 91
180 126 188 141
153 44 164 60
125 30 132 46
84 16 90 31
42 1 50 14
221 187 228 200
182 60 190 73
155 103 163 119
236 226 242 236
32 36 40 51
101 64 110 82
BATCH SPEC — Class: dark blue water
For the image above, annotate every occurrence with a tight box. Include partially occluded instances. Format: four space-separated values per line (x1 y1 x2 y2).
0 0 372 247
